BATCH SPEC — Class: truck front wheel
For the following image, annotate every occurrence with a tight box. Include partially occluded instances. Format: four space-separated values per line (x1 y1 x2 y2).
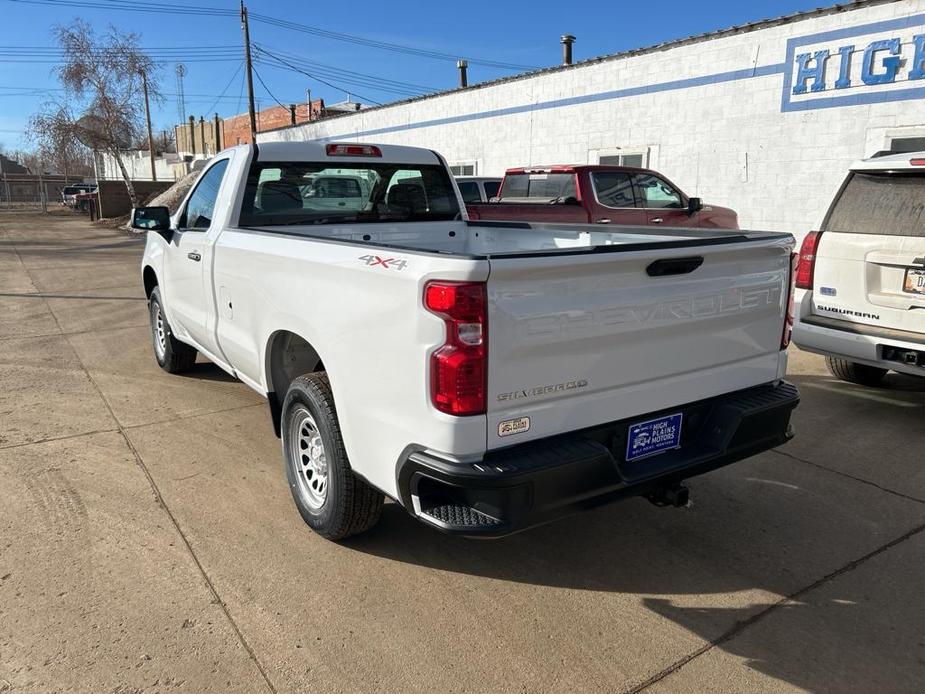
148 286 197 373
281 373 383 540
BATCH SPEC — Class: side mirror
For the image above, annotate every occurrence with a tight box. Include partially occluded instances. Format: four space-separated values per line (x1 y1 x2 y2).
132 206 171 231
687 197 703 215
132 206 174 241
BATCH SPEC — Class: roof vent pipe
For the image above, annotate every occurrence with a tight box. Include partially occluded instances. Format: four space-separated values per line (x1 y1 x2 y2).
457 59 468 88
561 34 576 65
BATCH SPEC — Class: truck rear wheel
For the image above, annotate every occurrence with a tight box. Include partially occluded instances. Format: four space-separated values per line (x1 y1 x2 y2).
148 286 197 373
281 372 383 540
825 357 888 386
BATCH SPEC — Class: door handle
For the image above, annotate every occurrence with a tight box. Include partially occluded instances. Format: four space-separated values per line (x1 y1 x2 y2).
651 217 664 224
187 252 201 262
647 256 704 277
595 218 611 224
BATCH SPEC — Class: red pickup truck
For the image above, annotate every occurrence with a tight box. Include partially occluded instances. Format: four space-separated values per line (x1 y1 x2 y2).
466 165 739 229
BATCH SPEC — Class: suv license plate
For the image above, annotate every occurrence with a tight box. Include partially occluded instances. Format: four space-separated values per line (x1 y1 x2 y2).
903 268 925 295
626 413 683 462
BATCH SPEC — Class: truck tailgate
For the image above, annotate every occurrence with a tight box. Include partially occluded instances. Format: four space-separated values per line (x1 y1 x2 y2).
486 237 793 448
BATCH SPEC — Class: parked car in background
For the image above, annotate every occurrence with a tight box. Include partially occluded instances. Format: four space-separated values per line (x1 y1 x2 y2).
61 184 96 208
455 176 501 204
74 189 98 213
134 141 798 541
466 165 738 229
793 152 925 385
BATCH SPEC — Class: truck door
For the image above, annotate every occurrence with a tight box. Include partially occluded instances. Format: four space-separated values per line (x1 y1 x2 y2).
163 158 230 355
587 171 648 226
633 172 694 227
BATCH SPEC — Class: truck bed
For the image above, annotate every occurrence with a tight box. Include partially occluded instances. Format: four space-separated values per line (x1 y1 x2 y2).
246 220 789 258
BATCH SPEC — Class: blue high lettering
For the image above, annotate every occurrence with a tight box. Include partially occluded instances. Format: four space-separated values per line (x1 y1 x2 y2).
793 50 830 94
861 38 901 85
834 44 854 89
911 34 925 81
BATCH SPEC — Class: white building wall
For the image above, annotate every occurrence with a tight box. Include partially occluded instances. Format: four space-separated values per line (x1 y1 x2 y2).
259 0 925 236
95 150 180 182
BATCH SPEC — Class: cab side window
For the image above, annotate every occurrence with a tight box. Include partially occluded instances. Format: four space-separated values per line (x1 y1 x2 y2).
633 173 683 209
183 159 230 229
458 181 481 203
592 172 635 208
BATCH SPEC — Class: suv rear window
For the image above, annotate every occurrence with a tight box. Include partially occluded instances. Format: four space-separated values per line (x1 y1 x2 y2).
824 172 925 237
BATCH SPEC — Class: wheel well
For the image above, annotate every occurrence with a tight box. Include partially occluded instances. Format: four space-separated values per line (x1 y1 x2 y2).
266 331 325 437
142 266 158 299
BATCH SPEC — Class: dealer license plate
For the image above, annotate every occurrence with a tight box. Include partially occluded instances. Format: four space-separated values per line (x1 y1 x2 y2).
626 413 683 462
903 268 925 296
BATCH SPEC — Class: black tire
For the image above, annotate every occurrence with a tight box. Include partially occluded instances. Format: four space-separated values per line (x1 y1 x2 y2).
825 356 888 387
148 286 197 373
282 372 383 540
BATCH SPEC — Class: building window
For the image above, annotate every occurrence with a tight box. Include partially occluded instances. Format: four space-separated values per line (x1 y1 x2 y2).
449 161 477 176
599 150 648 168
888 137 925 154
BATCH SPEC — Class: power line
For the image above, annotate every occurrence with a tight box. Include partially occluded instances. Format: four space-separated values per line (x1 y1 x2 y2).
250 62 287 111
255 57 420 99
4 0 536 71
253 46 382 106
254 44 436 93
6 0 235 16
202 60 244 115
249 13 537 71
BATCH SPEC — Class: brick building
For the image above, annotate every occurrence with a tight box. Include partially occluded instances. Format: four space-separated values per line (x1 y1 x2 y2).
258 0 925 238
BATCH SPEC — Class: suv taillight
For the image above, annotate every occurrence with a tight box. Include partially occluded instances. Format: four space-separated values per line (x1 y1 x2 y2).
782 252 797 349
795 231 822 290
424 281 487 416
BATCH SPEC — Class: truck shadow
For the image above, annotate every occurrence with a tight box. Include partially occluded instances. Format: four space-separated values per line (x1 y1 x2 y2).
345 369 925 691
181 361 238 383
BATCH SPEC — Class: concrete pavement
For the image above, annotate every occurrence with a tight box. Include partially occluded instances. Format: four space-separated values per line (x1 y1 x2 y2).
1 210 923 693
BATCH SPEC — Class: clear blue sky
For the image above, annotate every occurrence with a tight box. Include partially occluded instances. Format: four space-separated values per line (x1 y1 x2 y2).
0 0 828 151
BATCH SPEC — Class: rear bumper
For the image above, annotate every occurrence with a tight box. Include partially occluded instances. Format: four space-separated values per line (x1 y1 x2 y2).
793 313 925 377
396 381 799 537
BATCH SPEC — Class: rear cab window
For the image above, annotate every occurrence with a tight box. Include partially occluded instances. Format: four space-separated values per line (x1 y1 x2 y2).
238 161 460 226
500 172 577 201
824 172 925 237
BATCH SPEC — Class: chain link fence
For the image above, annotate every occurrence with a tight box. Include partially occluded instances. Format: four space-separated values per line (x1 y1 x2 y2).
0 175 86 212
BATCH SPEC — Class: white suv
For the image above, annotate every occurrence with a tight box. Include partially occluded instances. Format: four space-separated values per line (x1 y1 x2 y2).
793 152 925 385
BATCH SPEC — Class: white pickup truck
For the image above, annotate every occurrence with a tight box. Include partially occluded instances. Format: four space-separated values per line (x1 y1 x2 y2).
135 141 799 540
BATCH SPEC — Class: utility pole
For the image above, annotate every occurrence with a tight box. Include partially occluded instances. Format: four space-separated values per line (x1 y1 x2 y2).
141 69 157 181
241 1 257 143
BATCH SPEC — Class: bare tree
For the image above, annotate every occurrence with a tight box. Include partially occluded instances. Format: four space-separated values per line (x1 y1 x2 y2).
45 19 160 206
27 106 93 179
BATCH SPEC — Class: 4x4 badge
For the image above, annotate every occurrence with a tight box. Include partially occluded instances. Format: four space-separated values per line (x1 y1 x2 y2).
359 254 407 271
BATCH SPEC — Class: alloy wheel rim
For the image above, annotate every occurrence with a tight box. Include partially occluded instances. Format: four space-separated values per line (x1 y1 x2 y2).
289 406 328 509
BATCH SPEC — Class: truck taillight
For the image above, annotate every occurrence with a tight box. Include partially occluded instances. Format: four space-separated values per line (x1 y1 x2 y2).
795 231 822 290
782 252 797 349
424 281 487 416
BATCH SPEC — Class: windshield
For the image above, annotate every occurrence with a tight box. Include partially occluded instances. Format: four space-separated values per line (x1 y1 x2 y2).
500 172 576 200
239 161 460 226
824 172 925 237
